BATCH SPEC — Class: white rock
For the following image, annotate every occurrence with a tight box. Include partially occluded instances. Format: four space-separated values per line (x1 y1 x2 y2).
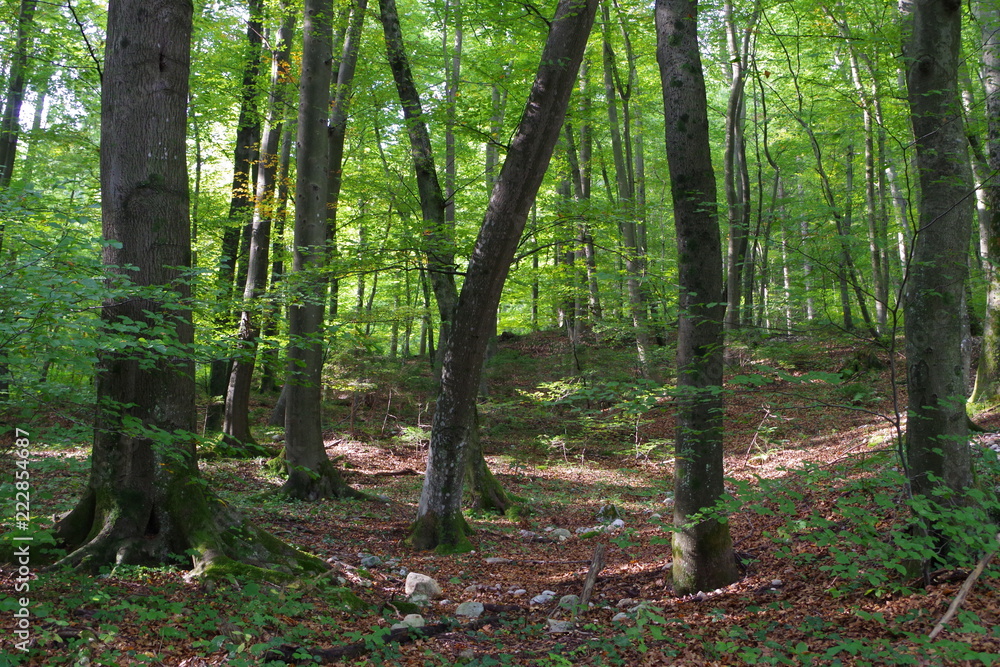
608 518 625 530
464 584 482 594
551 528 572 540
616 598 635 608
771 579 783 588
612 612 629 623
405 573 443 599
531 590 556 605
650 513 662 520
512 589 527 596
546 619 574 633
455 601 485 618
485 557 512 564
401 614 425 628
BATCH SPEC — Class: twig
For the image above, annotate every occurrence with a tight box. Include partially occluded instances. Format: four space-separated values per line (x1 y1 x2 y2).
928 533 1000 641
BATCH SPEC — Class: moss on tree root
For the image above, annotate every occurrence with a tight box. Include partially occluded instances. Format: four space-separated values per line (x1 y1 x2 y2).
406 511 474 554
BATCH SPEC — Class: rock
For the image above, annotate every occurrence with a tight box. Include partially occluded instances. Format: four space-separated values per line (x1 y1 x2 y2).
771 579 783 588
546 619 574 633
405 573 443 599
607 518 625 531
409 593 430 606
550 528 572 541
360 554 383 568
459 648 475 660
530 590 556 605
401 614 425 628
511 589 527 597
650 513 662 521
455 601 485 619
597 504 622 522
611 612 629 623
485 557 512 564
463 584 482 594
558 594 581 610
518 529 537 539
616 598 636 608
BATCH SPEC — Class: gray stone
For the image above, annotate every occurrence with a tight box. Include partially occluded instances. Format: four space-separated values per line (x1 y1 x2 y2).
405 572 443 599
611 612 629 623
485 557 512 564
360 554 383 568
530 590 556 605
511 588 527 597
546 619 574 633
408 593 430 606
550 528 572 541
398 614 425 628
455 601 485 619
597 504 622 522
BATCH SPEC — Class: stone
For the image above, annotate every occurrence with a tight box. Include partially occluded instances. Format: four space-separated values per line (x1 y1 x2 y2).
360 554 383 568
511 589 527 596
611 612 629 623
546 619 574 633
405 573 443 599
401 614 425 628
530 590 556 605
607 518 625 531
455 601 485 619
550 528 572 540
485 557 512 564
463 584 482 594
408 593 430 606
650 513 662 521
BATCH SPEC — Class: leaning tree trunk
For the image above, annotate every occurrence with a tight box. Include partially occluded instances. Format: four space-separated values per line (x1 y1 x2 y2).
282 0 361 501
0 0 38 192
52 0 325 580
379 0 509 512
902 0 975 501
972 0 1000 405
408 0 598 552
655 0 739 595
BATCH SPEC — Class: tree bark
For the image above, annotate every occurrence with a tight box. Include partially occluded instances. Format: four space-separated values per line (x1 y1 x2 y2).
903 0 975 501
409 0 598 552
222 4 296 450
282 0 361 501
54 0 324 580
205 0 264 433
972 0 1000 405
0 0 38 191
655 0 739 595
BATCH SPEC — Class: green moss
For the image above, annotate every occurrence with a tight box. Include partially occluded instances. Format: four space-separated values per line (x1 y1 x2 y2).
197 555 298 584
407 511 474 553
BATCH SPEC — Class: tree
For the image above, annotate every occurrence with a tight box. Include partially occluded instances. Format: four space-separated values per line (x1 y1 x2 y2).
282 0 362 501
655 0 739 594
222 2 296 450
0 0 38 192
972 0 1000 404
52 0 322 578
902 0 975 502
408 0 599 552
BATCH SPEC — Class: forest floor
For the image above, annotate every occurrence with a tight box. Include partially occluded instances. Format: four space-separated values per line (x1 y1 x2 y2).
2 329 1000 665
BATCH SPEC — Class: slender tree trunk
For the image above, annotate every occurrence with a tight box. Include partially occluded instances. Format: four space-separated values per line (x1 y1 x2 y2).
282 0 361 501
409 0 598 552
0 0 38 191
656 0 739 595
223 5 296 449
972 0 1000 404
205 0 264 432
903 0 975 503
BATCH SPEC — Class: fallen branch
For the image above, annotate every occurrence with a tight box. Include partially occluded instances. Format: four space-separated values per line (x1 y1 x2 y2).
579 543 607 608
928 533 1000 641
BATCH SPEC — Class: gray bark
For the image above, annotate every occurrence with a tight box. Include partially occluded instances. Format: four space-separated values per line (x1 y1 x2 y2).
655 0 739 595
409 0 598 551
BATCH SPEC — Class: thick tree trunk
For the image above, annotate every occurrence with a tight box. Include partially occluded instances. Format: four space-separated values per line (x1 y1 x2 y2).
655 0 739 595
54 0 324 580
903 0 974 501
282 0 361 501
409 0 598 552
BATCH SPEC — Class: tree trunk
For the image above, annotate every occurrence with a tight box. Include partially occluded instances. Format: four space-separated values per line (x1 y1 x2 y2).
205 0 264 433
409 0 598 552
222 4 296 451
655 0 739 595
972 0 1000 405
0 0 38 192
282 0 361 501
379 0 508 512
903 0 974 502
54 0 324 580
